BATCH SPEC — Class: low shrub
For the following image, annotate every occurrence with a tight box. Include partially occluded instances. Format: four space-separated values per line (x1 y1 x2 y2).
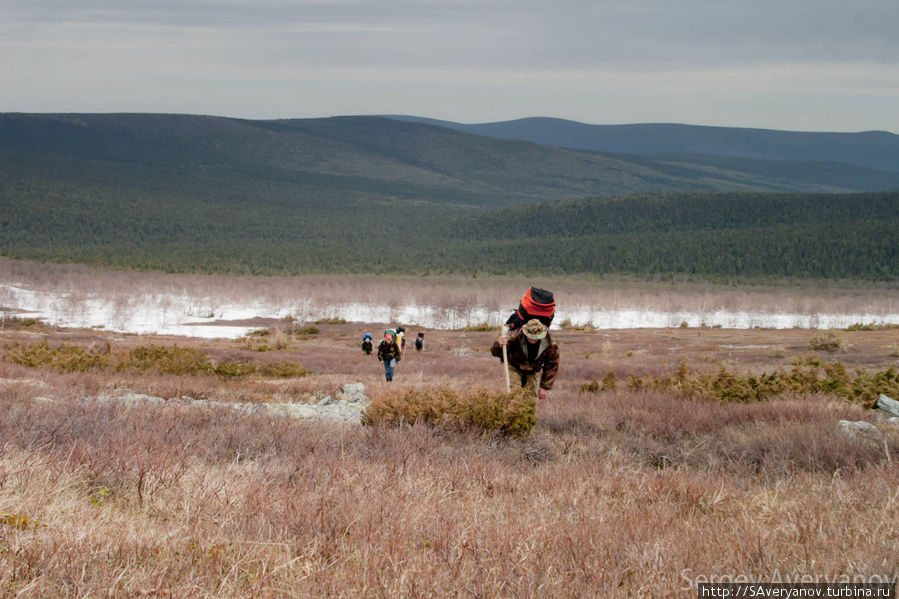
362 386 536 436
212 360 257 378
0 316 50 331
5 342 213 375
3 342 310 379
581 373 618 393
315 317 347 325
846 322 899 331
560 319 595 332
461 323 496 332
257 360 310 378
5 342 104 372
121 344 211 375
809 331 843 352
598 359 899 407
580 379 601 393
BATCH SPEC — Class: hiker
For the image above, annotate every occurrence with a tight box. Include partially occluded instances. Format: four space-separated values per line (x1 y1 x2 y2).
394 326 406 352
361 333 373 355
505 287 555 333
491 318 560 399
377 332 401 382
414 331 424 351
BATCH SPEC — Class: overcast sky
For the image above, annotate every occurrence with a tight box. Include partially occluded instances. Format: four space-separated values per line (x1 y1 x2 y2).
2 0 898 132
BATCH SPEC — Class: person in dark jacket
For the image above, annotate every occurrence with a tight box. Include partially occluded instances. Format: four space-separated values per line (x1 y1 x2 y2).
377 332 401 381
361 333 373 355
414 331 424 351
491 319 560 399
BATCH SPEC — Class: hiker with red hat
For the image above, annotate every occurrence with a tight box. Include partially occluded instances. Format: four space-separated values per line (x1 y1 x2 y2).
377 331 402 382
492 288 560 399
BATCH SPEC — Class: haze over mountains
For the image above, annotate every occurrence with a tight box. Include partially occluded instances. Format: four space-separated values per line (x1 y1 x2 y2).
1 112 897 280
386 116 899 174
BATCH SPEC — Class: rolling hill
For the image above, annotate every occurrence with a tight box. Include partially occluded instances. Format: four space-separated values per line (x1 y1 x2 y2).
386 116 899 173
1 113 897 279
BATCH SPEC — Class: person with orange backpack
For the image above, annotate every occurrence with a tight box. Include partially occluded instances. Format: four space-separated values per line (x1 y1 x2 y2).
492 287 559 399
504 287 555 333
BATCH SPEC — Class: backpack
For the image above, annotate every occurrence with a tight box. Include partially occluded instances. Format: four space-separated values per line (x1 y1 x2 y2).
506 287 555 330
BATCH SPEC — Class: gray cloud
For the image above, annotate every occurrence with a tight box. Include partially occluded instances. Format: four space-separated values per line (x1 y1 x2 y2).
1 0 897 131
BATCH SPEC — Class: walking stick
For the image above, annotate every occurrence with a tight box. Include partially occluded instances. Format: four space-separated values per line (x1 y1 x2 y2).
501 325 511 393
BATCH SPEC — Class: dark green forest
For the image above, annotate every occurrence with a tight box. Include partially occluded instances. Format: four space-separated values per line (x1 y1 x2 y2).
1 113 897 280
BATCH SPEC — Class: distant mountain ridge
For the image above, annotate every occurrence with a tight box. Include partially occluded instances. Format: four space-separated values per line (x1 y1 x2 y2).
1 112 897 280
3 113 899 202
385 116 899 173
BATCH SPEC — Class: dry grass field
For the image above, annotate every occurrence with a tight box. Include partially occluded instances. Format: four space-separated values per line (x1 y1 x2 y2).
1 314 898 597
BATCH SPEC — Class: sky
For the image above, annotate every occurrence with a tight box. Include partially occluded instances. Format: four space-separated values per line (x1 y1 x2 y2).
2 0 898 133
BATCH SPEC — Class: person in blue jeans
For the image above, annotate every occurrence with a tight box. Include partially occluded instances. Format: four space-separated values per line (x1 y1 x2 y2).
377 332 401 381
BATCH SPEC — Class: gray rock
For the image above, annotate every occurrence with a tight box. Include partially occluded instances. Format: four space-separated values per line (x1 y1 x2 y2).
339 382 367 403
839 420 882 440
876 394 899 418
81 383 368 424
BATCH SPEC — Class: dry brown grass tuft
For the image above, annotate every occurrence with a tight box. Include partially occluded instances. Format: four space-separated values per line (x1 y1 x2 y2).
809 331 844 352
363 385 537 436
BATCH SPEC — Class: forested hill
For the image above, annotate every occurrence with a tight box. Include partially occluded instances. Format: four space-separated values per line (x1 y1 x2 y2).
386 116 899 173
3 113 899 205
1 113 897 280
434 191 899 280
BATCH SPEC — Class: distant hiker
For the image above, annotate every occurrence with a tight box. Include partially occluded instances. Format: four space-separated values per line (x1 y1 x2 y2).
395 326 407 352
361 333 373 355
492 319 559 400
414 331 424 351
377 332 402 382
505 287 555 333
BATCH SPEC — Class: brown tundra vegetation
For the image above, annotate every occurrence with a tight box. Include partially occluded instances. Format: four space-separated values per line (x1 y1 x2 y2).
1 307 898 596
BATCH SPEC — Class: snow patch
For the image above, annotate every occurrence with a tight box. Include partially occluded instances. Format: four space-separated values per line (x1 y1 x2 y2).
2 283 898 339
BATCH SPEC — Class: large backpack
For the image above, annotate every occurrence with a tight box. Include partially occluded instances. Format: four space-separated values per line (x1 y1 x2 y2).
506 287 555 330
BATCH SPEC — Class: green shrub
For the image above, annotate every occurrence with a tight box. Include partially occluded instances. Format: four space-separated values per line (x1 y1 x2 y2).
362 386 536 436
580 379 601 393
5 342 105 372
461 323 496 332
257 360 310 378
0 317 49 331
121 344 212 375
601 371 618 391
846 322 899 331
315 317 347 325
598 361 899 407
212 360 257 378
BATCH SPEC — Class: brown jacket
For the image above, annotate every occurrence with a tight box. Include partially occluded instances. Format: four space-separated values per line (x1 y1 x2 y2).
378 340 401 362
491 331 560 390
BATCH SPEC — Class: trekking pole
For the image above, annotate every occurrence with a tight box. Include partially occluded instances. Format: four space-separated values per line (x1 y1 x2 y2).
501 325 511 393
